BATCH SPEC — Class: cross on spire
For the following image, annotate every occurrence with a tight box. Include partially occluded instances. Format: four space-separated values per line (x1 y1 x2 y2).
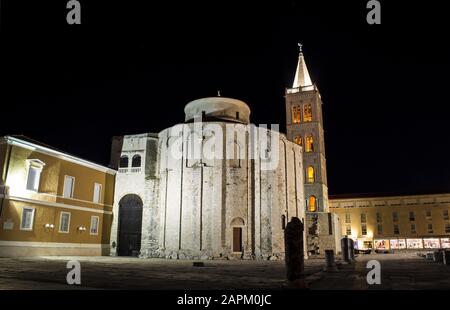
298 42 303 53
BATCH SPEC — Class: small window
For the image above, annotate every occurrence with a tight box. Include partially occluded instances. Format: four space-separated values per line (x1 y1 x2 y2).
26 166 42 192
393 224 400 235
59 212 71 233
63 176 75 198
292 105 301 124
377 224 383 235
427 223 433 234
132 155 141 168
376 212 382 223
392 211 398 222
444 210 449 220
20 207 35 231
308 196 317 212
361 224 367 236
305 135 314 152
345 213 351 224
90 216 99 235
346 226 351 236
93 183 102 203
409 211 415 221
445 223 450 233
411 224 416 234
307 166 315 183
119 156 129 168
294 136 302 146
281 215 286 230
426 210 432 219
360 213 367 223
303 104 312 122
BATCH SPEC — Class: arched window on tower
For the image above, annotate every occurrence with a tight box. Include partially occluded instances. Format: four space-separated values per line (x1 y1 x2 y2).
309 196 317 212
119 156 129 168
305 135 314 152
292 105 301 124
294 136 302 146
307 166 315 183
303 104 312 122
132 155 141 168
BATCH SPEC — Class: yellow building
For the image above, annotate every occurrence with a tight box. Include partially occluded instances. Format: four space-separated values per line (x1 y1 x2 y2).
330 193 450 251
0 136 116 256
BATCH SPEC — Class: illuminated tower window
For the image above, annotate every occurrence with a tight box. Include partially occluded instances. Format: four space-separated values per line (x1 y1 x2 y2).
292 105 301 124
303 104 312 122
307 166 315 183
305 135 314 152
294 136 302 146
308 196 317 212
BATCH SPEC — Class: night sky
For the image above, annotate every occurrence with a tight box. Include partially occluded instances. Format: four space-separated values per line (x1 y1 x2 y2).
1 1 449 195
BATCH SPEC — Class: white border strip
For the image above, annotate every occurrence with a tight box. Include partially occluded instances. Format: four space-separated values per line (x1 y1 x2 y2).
0 240 109 248
5 136 116 175
7 195 113 215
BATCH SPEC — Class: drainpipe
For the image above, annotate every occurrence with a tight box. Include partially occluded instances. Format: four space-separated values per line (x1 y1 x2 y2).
0 143 13 218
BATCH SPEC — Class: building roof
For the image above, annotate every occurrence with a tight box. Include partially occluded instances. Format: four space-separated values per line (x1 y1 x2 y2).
329 190 450 201
2 135 116 175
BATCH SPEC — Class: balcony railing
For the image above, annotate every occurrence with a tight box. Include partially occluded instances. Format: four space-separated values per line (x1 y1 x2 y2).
118 167 142 174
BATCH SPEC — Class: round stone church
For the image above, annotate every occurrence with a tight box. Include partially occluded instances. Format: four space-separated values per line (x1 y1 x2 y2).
109 96 306 260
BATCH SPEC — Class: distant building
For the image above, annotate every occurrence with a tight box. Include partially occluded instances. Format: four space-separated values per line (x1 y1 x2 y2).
0 136 116 256
330 193 450 251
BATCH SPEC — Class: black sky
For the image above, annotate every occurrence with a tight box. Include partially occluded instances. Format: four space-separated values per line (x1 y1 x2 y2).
1 0 449 195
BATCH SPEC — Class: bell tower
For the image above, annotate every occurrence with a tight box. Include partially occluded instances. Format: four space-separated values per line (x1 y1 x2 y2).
285 44 329 213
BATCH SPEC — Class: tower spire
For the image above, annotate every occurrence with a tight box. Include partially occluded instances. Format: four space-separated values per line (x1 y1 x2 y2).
293 43 313 88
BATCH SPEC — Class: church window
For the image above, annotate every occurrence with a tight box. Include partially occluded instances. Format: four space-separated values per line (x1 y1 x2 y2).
281 215 286 230
307 166 315 183
294 136 302 146
132 155 141 168
292 105 301 124
305 135 314 152
308 196 317 212
303 104 312 122
119 156 129 168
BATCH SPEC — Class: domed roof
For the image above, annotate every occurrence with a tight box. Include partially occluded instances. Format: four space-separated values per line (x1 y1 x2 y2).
184 97 251 124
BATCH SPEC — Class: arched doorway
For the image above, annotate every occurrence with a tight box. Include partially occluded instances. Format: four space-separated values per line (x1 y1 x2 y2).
118 194 143 256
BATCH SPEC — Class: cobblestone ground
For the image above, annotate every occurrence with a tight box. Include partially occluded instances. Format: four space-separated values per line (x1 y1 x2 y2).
308 252 450 290
0 256 325 290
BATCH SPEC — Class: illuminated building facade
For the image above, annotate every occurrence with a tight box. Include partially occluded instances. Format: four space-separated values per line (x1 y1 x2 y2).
330 193 450 251
0 136 116 256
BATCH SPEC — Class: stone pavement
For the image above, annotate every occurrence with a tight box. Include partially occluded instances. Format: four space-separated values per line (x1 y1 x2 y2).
308 252 450 290
0 256 324 290
1 253 449 290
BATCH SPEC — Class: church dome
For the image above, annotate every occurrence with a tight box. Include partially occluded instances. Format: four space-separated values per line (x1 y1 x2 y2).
184 97 251 124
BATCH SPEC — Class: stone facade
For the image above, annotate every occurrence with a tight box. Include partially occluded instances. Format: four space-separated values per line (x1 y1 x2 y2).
110 97 306 260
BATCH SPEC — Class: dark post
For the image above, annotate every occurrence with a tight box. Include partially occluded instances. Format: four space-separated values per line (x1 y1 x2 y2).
284 217 306 288
341 236 349 262
324 250 338 272
347 238 355 261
